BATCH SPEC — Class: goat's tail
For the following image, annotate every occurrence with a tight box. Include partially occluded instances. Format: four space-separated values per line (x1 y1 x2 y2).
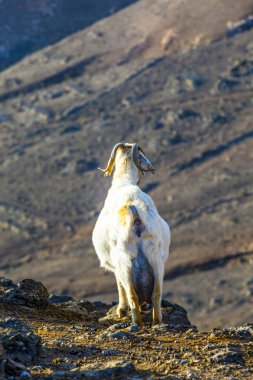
118 204 145 238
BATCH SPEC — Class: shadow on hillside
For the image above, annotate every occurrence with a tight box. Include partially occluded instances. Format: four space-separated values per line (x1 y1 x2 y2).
0 0 139 72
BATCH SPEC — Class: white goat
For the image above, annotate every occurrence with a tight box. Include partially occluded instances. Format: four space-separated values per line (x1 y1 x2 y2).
92 143 171 325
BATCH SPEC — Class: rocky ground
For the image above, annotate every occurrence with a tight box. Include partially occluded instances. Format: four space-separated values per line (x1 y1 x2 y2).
0 0 253 330
0 278 252 380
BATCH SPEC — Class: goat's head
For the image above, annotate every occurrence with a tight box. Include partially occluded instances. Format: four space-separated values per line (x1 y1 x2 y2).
98 143 155 177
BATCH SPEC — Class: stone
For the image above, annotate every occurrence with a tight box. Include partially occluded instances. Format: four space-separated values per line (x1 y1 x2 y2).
178 108 200 119
227 16 253 38
215 77 240 92
1 332 41 366
52 361 136 378
128 323 141 332
1 279 49 308
61 125 82 135
211 324 253 340
0 340 5 378
49 294 74 304
5 358 27 376
102 349 121 356
0 113 11 122
55 300 89 319
75 159 98 174
231 59 253 77
211 348 244 365
0 278 16 288
34 105 55 120
107 322 129 331
83 361 136 378
106 331 137 341
43 90 64 99
0 317 30 332
20 370 32 378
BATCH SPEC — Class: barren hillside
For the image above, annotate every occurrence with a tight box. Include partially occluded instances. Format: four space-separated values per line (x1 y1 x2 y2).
0 0 253 330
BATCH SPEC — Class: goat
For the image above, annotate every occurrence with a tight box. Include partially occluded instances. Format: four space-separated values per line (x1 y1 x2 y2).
92 143 171 326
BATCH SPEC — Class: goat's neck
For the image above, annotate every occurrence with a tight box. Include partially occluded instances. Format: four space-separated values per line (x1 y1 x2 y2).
112 165 139 187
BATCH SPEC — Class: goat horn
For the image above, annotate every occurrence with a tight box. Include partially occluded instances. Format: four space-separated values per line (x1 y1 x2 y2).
98 143 124 176
131 144 155 175
132 144 145 175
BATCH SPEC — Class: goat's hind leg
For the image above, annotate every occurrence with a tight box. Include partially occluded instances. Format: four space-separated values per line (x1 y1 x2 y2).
117 269 142 326
126 283 142 326
152 280 162 325
116 276 128 318
152 265 164 326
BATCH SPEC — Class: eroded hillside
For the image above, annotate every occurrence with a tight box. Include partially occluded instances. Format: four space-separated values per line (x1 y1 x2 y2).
0 0 253 330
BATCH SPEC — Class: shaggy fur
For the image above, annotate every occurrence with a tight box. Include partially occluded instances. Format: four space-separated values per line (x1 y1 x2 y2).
92 144 171 325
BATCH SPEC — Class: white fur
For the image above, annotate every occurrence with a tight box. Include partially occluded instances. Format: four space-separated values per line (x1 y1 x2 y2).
92 146 171 325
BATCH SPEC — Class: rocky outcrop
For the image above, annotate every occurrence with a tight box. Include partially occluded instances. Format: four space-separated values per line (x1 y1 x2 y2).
0 278 252 379
0 279 49 308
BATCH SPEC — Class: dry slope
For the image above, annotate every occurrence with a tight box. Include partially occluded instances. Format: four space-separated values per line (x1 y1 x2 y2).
0 0 253 330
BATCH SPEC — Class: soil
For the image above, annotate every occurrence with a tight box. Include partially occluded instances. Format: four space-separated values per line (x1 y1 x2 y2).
0 279 253 380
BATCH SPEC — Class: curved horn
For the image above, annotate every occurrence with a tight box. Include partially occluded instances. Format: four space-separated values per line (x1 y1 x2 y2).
131 144 155 175
132 144 145 175
98 143 124 176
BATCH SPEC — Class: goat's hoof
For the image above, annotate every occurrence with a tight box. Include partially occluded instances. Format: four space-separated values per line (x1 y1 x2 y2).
152 319 162 327
132 317 143 327
117 307 127 318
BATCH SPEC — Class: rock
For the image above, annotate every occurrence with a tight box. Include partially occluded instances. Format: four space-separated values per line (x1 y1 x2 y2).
107 322 129 331
5 358 27 376
186 371 197 379
178 108 200 119
61 125 82 135
211 113 231 125
75 159 98 174
215 77 240 92
1 332 41 366
0 317 31 332
0 113 11 122
55 300 89 319
211 348 244 365
167 130 182 145
49 294 74 304
0 340 5 378
34 105 55 120
83 361 136 378
230 59 253 78
210 296 223 306
102 349 121 356
20 370 32 378
227 16 253 38
43 90 64 99
0 278 16 289
165 73 203 95
142 181 159 193
128 323 141 332
103 331 137 341
216 324 253 340
152 323 172 332
1 279 49 308
52 361 136 378
160 29 176 50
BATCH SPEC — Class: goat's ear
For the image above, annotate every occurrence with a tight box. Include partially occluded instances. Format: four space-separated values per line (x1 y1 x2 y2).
98 164 114 176
139 151 155 174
